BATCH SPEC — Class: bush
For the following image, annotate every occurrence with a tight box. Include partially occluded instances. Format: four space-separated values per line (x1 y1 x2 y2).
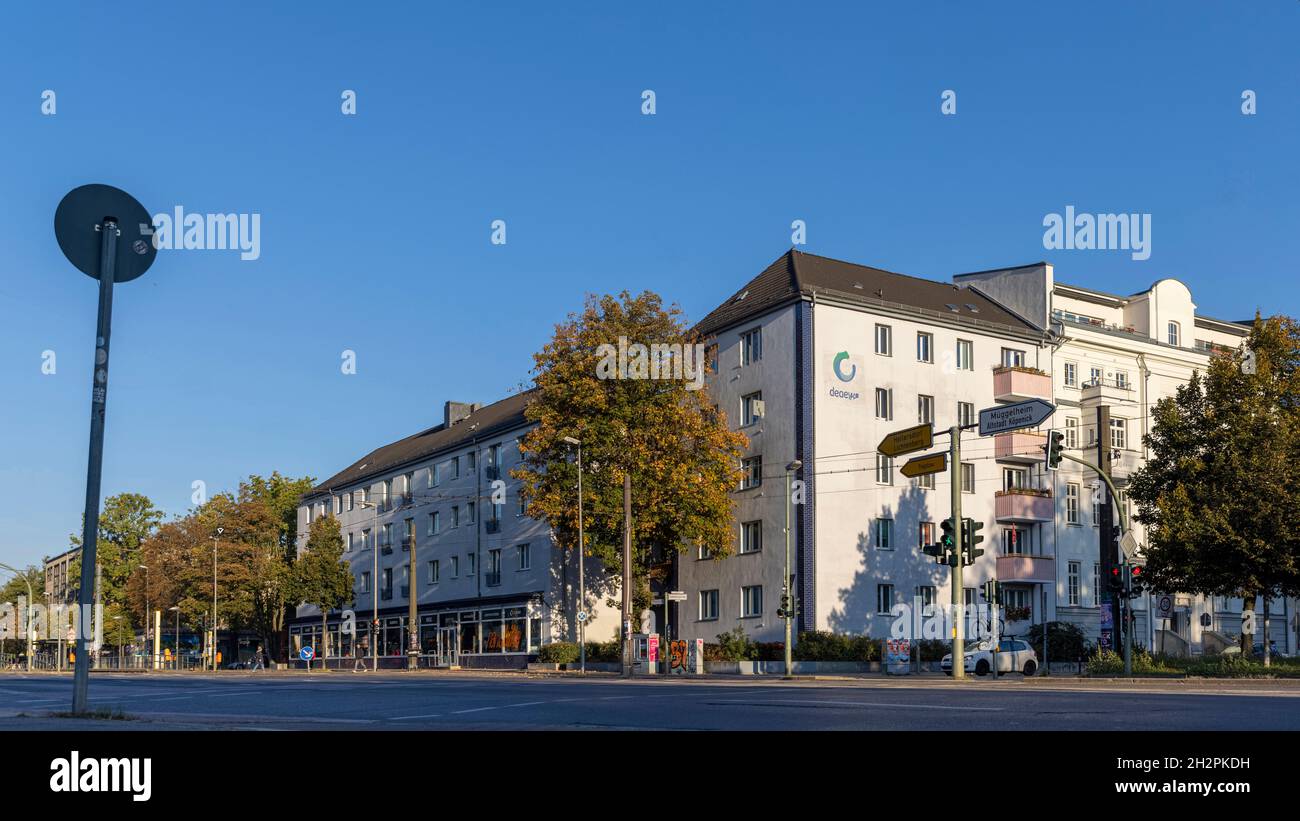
1026 621 1088 661
915 639 950 662
792 631 879 662
583 640 621 662
714 627 759 661
1086 649 1177 676
537 642 579 664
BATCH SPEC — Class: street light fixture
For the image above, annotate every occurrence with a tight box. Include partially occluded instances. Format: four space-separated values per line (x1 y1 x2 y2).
562 436 586 674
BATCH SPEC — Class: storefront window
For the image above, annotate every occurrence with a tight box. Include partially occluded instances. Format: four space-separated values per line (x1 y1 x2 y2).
459 612 478 654
529 618 541 651
503 607 526 653
420 620 437 654
481 609 503 653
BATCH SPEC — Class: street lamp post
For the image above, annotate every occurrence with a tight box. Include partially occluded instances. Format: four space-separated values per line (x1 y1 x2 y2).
784 460 802 679
168 606 180 670
211 526 223 671
562 436 585 674
359 499 380 672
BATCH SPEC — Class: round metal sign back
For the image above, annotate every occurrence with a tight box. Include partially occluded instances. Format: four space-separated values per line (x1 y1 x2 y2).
54 184 156 282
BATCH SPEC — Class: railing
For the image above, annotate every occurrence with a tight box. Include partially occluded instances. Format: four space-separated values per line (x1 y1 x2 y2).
485 519 502 534
485 572 502 587
1081 377 1133 391
381 541 393 555
485 466 500 481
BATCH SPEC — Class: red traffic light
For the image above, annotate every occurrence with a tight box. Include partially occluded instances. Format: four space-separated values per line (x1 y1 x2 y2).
1130 565 1142 577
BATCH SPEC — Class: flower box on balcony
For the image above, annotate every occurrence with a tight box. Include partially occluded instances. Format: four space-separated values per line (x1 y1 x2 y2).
992 365 1048 377
995 487 1051 498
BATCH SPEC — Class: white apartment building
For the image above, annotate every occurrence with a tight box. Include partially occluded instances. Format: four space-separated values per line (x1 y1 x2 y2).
681 250 1295 656
293 396 616 669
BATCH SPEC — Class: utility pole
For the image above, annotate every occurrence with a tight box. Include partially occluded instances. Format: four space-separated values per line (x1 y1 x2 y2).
1096 406 1125 674
783 460 802 678
622 471 632 678
949 425 966 679
212 526 223 671
563 437 586 674
407 524 418 671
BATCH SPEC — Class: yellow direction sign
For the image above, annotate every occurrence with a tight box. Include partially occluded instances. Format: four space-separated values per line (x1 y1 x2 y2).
901 452 947 478
877 423 933 458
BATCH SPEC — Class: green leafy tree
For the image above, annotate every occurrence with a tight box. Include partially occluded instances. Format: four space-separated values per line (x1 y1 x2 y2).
0 564 44 654
237 473 316 661
69 493 164 632
1128 315 1300 663
293 515 354 662
513 291 747 632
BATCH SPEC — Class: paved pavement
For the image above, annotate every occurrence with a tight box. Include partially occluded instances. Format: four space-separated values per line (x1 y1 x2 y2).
3 671 1299 730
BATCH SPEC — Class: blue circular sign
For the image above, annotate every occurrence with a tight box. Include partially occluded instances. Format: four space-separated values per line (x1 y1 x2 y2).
300 646 315 661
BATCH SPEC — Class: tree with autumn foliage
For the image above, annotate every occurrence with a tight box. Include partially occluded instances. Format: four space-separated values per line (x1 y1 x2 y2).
513 291 748 635
1128 315 1300 664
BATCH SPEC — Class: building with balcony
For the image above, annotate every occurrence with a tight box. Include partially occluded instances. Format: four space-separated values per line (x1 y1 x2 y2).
292 396 617 668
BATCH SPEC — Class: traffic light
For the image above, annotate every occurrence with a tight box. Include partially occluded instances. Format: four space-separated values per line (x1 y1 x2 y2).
922 542 946 563
1127 564 1145 597
1106 566 1124 595
980 579 1001 604
1044 429 1065 471
961 518 984 566
777 592 792 619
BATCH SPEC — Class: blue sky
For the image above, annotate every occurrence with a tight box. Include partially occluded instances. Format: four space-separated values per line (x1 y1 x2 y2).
1 2 1296 569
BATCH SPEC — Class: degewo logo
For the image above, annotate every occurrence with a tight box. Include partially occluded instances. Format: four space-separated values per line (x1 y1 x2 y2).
829 351 860 400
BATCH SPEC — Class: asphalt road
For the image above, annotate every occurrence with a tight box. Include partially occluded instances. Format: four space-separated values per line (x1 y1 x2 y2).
3 672 1299 730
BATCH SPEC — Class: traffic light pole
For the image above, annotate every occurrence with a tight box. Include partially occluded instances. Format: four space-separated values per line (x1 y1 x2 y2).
949 425 965 680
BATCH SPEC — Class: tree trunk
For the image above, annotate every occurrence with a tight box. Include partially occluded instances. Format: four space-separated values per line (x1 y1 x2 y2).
1241 596 1256 654
321 610 328 663
1263 594 1271 668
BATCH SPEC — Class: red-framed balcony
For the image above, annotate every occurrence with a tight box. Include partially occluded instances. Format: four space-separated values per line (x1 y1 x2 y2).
994 488 1053 523
993 366 1052 403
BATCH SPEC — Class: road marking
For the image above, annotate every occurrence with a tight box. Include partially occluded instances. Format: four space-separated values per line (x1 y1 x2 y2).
387 713 444 720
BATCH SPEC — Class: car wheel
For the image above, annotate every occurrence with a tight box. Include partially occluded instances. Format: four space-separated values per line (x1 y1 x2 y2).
1023 660 1037 676
975 659 989 676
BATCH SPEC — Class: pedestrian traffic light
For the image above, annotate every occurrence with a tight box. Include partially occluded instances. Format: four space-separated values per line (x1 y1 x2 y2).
1127 564 1145 597
922 541 946 563
980 579 1001 604
1044 429 1065 471
961 518 984 566
1107 566 1124 594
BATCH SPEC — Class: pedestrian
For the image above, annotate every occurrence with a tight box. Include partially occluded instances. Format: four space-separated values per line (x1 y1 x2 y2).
251 645 265 670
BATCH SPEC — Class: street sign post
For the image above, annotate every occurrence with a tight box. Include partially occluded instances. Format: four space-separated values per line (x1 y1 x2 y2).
901 452 946 478
666 591 688 602
977 399 1055 437
56 184 158 715
877 423 933 458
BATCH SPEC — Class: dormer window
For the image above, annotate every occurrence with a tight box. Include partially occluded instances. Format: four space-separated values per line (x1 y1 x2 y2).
1167 321 1180 347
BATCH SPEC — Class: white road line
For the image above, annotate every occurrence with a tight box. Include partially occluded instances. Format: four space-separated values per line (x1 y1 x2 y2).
387 713 443 720
709 698 1004 712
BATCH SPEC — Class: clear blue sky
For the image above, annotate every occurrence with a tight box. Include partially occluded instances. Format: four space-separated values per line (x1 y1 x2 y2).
1 2 1296 569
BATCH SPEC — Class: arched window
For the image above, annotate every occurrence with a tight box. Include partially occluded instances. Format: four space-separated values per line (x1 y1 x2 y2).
1167 321 1180 347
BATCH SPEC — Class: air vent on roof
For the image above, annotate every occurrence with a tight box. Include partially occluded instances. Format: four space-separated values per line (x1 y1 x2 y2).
875 289 884 299
852 282 863 289
966 304 979 313
735 290 748 302
945 304 960 312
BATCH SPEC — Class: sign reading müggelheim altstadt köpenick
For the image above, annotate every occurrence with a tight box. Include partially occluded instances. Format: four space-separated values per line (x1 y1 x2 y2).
977 398 1055 437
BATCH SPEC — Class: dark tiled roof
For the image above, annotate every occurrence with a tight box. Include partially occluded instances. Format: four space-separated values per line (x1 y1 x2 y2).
307 390 536 500
695 249 1039 336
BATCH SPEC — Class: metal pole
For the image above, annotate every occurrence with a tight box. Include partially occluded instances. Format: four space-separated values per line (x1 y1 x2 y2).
784 470 793 678
372 502 379 671
950 425 965 680
72 217 117 714
577 443 586 675
0 563 34 673
407 526 418 670
174 609 179 670
622 471 632 678
212 536 217 671
143 566 149 668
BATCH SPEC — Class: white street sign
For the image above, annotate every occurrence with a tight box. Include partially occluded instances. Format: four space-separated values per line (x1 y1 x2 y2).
666 591 688 602
978 399 1056 437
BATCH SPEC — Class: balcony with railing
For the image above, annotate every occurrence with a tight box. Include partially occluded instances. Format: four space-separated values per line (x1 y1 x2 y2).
996 554 1056 583
992 366 1052 403
380 540 393 555
1103 448 1141 483
994 488 1054 523
1080 377 1136 406
994 431 1046 464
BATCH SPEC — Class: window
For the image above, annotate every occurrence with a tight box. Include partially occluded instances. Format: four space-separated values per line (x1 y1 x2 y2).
917 332 933 363
740 456 762 490
961 462 974 493
916 472 935 490
451 505 460 527
486 549 502 586
453 457 461 479
517 543 531 571
918 521 935 548
742 585 763 618
1092 563 1100 606
740 521 762 554
699 590 719 621
917 394 934 424
1167 321 1180 347
697 544 714 560
1064 361 1078 387
956 339 973 371
1067 562 1080 606
1089 366 1102 386
1109 418 1127 449
362 528 371 551
1002 466 1027 491
875 518 893 550
381 568 393 598
347 531 355 552
916 585 936 611
1093 487 1103 527
1002 348 1026 367
874 324 892 356
964 588 976 608
361 571 371 594
382 522 393 550
1066 483 1080 524
1002 527 1031 555
403 472 414 501
430 511 440 535
741 327 763 366
1064 417 1078 450
403 517 414 549
466 502 476 523
876 584 894 615
429 560 439 584
1114 370 1129 389
1003 587 1030 611
518 493 527 516
450 556 459 577
875 454 894 485
467 553 476 576
429 465 439 488
334 495 342 515
383 479 392 506
347 492 355 512
958 401 975 427
741 392 763 426
875 388 893 420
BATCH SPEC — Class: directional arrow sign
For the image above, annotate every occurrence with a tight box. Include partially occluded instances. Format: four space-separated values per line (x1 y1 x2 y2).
901 452 947 478
978 399 1055 436
878 423 933 458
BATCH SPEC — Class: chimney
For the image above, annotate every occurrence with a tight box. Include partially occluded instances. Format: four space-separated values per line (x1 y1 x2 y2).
444 401 480 427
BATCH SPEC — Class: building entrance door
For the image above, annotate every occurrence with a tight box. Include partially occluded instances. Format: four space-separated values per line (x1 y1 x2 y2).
436 627 458 667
